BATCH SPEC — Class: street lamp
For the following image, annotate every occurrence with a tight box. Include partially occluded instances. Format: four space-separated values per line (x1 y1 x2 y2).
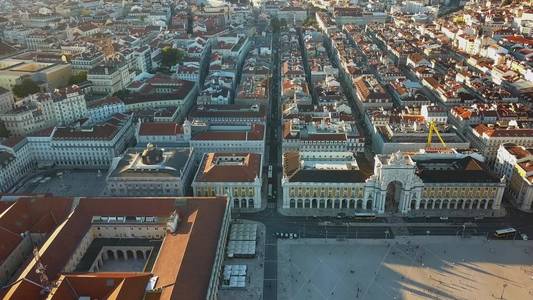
346 223 349 238
500 283 508 300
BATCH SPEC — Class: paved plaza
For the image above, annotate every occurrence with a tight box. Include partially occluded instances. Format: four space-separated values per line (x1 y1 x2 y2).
19 170 107 196
278 237 533 300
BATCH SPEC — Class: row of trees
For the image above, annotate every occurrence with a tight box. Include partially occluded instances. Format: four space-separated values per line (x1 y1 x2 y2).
11 71 88 99
12 78 40 98
10 47 185 99
270 17 288 32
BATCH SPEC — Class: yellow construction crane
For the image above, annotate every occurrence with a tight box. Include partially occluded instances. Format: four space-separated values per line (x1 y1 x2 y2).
426 120 447 150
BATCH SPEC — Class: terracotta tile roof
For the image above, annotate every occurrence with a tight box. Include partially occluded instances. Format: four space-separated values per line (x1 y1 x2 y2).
474 124 533 138
49 273 152 300
138 122 183 136
195 153 261 182
504 35 533 46
193 131 247 140
0 201 13 214
193 124 264 141
0 197 72 266
87 96 124 109
1 136 26 148
2 278 42 299
28 126 55 137
152 197 227 300
408 53 426 64
504 144 533 159
283 152 300 177
52 114 130 141
4 196 229 300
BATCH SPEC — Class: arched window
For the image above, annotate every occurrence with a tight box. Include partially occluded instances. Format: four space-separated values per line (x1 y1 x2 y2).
435 200 441 209
366 200 373 210
450 200 456 209
304 199 311 208
357 200 363 209
349 200 356 209
480 199 487 209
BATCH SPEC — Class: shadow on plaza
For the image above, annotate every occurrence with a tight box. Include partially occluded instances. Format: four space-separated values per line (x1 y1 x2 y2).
379 241 529 300
280 239 533 300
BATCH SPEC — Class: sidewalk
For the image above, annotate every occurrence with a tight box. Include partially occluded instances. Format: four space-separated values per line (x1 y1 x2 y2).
318 222 479 228
278 207 507 218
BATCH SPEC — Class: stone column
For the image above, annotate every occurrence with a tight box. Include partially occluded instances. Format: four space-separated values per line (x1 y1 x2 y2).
494 186 504 210
379 192 385 213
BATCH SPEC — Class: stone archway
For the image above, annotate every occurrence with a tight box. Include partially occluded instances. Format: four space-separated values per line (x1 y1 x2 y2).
385 181 403 212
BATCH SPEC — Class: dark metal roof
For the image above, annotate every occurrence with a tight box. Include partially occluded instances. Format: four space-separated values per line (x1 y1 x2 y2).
414 157 500 183
288 169 367 183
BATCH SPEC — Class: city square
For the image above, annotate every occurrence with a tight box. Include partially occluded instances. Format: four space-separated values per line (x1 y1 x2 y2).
278 237 533 300
0 0 532 299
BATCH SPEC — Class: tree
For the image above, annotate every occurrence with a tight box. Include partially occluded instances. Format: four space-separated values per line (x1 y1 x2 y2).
12 78 40 98
303 16 318 27
279 18 288 29
69 71 87 85
161 47 185 67
0 121 9 138
270 17 280 32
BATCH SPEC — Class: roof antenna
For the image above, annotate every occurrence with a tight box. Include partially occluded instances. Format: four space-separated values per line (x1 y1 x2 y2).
33 248 52 295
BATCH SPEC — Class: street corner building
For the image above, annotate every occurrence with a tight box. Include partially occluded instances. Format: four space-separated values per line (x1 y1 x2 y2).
0 195 231 300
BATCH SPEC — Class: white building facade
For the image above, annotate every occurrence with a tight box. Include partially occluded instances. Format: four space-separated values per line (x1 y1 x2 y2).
282 151 505 216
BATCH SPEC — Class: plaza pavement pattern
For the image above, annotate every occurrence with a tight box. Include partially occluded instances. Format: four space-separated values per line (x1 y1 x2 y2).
278 237 533 300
